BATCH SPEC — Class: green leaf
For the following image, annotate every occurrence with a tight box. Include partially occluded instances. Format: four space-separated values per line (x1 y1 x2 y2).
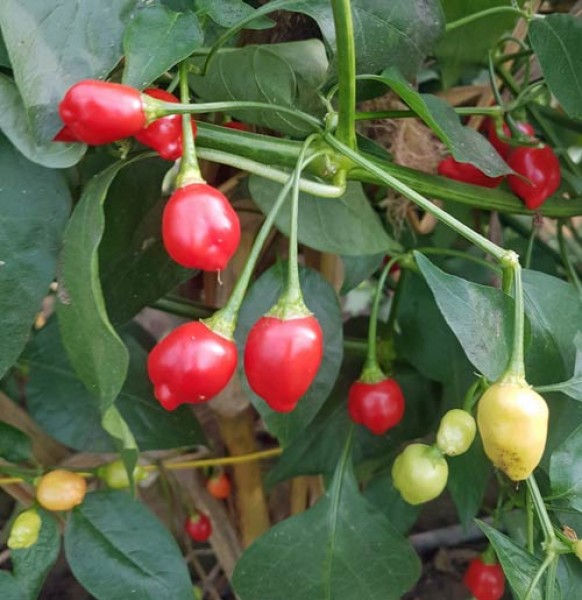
25 319 204 452
235 263 343 446
249 179 400 256
0 132 70 379
478 521 545 600
340 253 384 295
0 75 85 168
233 452 421 600
101 405 138 482
12 510 60 600
65 491 193 600
0 0 136 143
436 1 521 88
287 0 445 79
373 68 511 177
539 333 582 401
529 14 582 120
99 157 193 326
123 5 203 89
550 422 582 511
0 573 24 600
57 159 139 409
415 252 513 381
190 40 327 136
0 31 9 67
0 422 31 463
557 555 582 600
195 0 274 30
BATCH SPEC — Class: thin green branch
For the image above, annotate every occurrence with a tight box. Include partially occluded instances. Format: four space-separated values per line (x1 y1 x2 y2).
446 6 527 32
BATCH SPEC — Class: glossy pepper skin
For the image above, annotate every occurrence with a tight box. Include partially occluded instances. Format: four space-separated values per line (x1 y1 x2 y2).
486 118 535 159
438 156 503 188
348 378 405 435
36 469 87 511
463 557 505 600
162 183 241 271
53 125 80 143
477 381 548 481
392 444 448 505
8 509 42 549
436 409 476 456
207 472 232 499
148 321 237 411
134 88 197 161
244 315 324 412
59 80 146 145
185 512 212 542
507 146 561 210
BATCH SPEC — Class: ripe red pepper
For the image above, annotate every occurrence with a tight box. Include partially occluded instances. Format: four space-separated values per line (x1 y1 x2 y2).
348 378 405 435
244 315 323 412
184 512 212 542
134 88 197 161
486 118 535 159
463 557 505 600
206 472 232 500
147 321 237 411
507 145 561 210
53 125 80 143
438 156 502 188
162 183 241 271
224 120 249 132
59 79 147 145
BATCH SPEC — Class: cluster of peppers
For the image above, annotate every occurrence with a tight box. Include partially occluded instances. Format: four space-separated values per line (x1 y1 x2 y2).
438 118 561 210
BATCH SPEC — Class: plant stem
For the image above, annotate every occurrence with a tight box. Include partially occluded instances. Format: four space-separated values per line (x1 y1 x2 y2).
331 0 357 148
526 487 534 553
416 247 501 273
354 106 502 121
446 7 527 32
545 555 558 600
524 553 553 600
502 258 526 382
527 476 556 542
524 218 537 269
176 61 202 187
557 220 582 297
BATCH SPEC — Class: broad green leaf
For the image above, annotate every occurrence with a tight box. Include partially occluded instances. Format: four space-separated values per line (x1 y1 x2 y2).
123 5 203 89
287 0 445 79
25 319 204 452
340 253 384 295
0 132 70 379
0 31 9 67
0 573 23 600
478 521 546 600
557 555 582 600
65 491 193 600
57 160 138 409
0 422 31 463
529 14 582 120
12 510 60 600
195 0 274 30
415 252 513 381
190 40 327 136
99 157 193 326
436 1 521 88
447 435 491 527
233 453 421 600
0 0 136 143
550 422 582 511
373 69 511 177
538 333 582 401
235 263 343 446
0 74 85 167
249 179 400 256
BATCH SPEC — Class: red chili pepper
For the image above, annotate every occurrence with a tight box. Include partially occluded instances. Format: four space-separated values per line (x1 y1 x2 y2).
438 156 503 188
53 125 80 143
463 557 505 600
147 321 237 411
348 378 405 435
184 512 212 542
244 315 324 412
162 183 241 271
134 88 197 161
224 121 249 132
486 118 535 159
59 79 146 145
507 145 561 210
206 472 232 499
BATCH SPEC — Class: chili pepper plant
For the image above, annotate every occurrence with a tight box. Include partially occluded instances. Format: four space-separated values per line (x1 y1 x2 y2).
1 1 582 599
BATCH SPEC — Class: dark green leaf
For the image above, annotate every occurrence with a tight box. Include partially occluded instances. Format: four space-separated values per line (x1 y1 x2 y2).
373 69 511 177
249 179 399 256
529 14 582 120
538 333 582 401
0 132 70 379
340 254 384 295
0 31 9 67
195 0 274 30
25 319 204 452
123 5 203 89
0 75 85 168
557 555 582 600
0 0 136 142
236 263 343 446
550 422 582 511
415 252 513 381
233 454 421 600
12 510 60 600
0 422 31 463
190 40 327 136
99 157 193 326
287 0 445 79
57 159 140 408
478 521 545 600
0 573 23 600
436 1 521 88
65 491 193 600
